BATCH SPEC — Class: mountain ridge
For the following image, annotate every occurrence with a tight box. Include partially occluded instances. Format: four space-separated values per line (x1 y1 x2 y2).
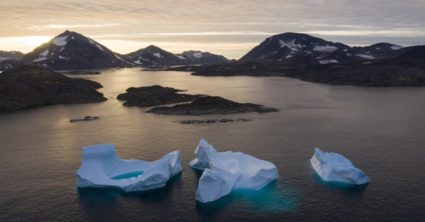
0 30 230 71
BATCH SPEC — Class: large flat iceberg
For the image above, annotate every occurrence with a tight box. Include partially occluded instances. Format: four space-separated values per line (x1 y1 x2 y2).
189 139 278 203
310 148 369 185
76 144 182 192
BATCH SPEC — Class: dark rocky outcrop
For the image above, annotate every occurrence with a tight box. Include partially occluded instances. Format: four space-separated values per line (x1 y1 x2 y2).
148 96 278 115
0 66 107 112
117 85 200 107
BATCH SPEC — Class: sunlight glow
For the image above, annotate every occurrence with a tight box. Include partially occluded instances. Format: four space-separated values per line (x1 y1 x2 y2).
0 36 50 52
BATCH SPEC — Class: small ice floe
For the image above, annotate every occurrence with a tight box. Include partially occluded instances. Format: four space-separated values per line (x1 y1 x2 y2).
310 148 369 185
189 139 278 203
76 144 182 192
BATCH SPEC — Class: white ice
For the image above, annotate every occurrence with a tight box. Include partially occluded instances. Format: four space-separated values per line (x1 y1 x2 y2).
114 54 126 62
356 54 375 59
319 59 339 64
279 39 304 51
40 49 49 57
313 45 338 53
76 144 182 192
32 57 47 62
189 139 278 203
310 148 369 185
391 45 402 50
153 52 162 59
53 36 68 46
192 52 203 58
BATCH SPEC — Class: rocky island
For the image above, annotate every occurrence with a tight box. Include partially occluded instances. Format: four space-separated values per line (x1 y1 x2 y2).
118 85 278 115
117 85 200 107
0 66 107 112
148 96 278 115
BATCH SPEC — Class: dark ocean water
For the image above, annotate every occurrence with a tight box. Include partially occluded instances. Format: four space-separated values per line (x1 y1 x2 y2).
0 68 424 221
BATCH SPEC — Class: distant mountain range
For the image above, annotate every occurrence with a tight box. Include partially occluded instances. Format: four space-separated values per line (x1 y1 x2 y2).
0 51 24 62
126 45 229 68
2 31 425 86
0 30 230 71
172 32 425 86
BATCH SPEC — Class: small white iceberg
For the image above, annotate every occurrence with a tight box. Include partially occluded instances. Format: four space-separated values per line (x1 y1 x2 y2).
310 148 369 185
76 144 182 192
189 139 278 203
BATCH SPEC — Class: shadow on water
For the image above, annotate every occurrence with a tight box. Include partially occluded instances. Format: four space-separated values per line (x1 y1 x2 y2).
77 173 182 203
309 165 368 198
196 180 300 218
77 173 183 220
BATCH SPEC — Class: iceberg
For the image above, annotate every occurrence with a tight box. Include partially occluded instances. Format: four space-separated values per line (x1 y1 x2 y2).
310 148 369 185
189 139 278 203
76 144 182 192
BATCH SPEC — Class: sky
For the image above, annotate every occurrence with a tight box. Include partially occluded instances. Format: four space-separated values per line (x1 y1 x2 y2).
0 0 425 59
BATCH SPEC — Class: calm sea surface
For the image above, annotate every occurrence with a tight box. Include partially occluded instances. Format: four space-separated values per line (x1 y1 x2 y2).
1 68 424 221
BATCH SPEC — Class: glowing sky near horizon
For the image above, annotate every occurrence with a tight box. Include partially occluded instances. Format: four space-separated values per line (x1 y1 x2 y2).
0 0 425 59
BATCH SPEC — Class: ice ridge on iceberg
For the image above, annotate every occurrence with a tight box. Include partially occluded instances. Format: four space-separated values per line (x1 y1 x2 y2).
310 148 369 185
76 144 182 192
189 139 278 203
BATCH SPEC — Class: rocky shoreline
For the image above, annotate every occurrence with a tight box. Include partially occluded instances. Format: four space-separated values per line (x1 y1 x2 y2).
117 85 201 107
0 66 107 112
148 96 278 115
179 118 251 124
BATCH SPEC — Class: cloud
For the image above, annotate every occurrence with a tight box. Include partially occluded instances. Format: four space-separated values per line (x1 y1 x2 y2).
0 0 425 58
29 24 120 31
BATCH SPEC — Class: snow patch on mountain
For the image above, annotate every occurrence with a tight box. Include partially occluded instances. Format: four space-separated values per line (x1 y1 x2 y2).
40 50 49 57
279 40 304 51
53 36 68 46
319 59 339 64
33 57 47 62
89 40 105 52
153 52 162 59
391 46 402 50
114 54 126 62
192 52 203 58
356 54 375 59
313 45 338 53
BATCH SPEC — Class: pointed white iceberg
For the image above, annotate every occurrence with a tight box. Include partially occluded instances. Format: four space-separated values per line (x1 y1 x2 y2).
76 144 182 192
190 139 278 203
310 148 369 185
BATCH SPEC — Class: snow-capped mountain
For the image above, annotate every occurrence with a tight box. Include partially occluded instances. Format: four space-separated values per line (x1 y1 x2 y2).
177 51 229 65
0 51 23 62
239 32 407 65
125 46 230 67
240 32 352 65
352 43 403 60
125 45 182 68
21 30 131 70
